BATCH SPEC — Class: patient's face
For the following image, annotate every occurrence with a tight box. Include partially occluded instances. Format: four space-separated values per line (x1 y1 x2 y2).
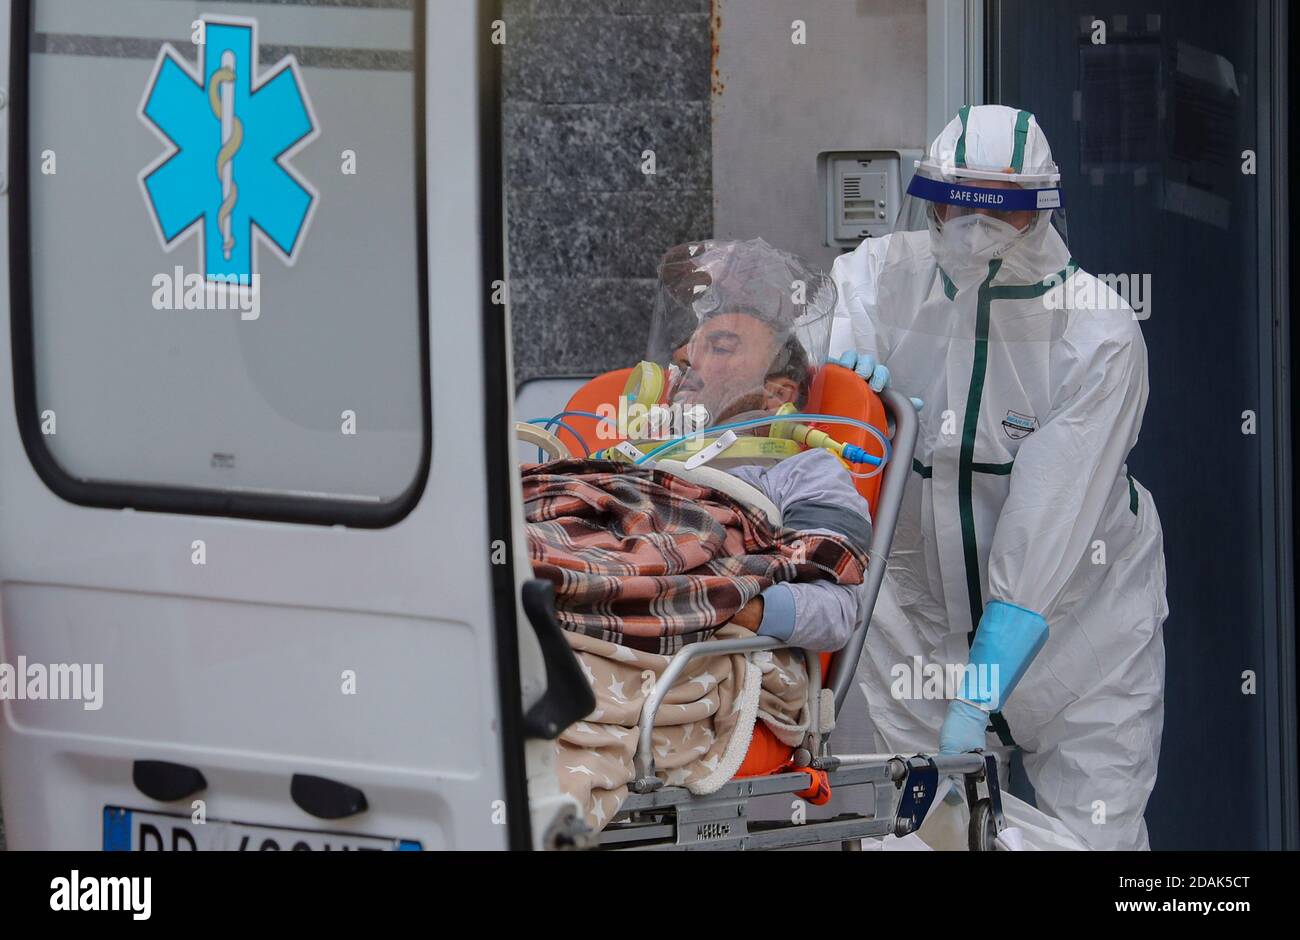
671 312 783 423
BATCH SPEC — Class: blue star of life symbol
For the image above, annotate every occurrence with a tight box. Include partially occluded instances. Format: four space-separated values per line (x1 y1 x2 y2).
138 15 319 285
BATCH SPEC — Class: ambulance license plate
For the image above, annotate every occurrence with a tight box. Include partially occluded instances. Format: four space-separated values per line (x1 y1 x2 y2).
103 807 421 851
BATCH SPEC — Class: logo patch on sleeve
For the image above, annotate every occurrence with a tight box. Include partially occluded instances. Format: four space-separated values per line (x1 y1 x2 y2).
1001 410 1038 440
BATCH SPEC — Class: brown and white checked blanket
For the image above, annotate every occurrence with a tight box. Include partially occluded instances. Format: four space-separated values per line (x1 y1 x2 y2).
521 459 869 832
522 459 868 655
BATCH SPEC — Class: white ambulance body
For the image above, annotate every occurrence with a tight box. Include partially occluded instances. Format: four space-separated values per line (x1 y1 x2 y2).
0 0 576 850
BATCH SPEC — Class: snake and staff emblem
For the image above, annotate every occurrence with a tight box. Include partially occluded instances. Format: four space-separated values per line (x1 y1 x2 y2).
209 50 242 262
140 16 319 286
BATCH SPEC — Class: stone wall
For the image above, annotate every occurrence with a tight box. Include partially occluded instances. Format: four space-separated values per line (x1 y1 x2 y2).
502 0 714 386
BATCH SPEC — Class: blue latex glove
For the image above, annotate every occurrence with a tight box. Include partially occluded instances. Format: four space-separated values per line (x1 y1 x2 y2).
939 600 1050 754
939 699 990 754
833 350 924 411
833 349 889 391
962 600 1050 710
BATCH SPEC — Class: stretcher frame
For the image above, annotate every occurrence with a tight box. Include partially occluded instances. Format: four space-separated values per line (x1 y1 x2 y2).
591 388 1007 851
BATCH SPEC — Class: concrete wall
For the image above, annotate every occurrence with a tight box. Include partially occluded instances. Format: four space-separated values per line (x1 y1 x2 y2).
712 0 929 273
502 0 714 386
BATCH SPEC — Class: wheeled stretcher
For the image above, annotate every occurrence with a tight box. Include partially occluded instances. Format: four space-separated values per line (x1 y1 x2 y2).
525 369 1007 851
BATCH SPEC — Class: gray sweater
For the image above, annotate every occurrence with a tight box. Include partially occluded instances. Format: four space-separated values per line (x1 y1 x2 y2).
727 448 874 652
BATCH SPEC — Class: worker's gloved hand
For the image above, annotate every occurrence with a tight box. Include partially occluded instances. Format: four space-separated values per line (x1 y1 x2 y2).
939 699 990 754
938 600 1051 754
833 350 924 411
854 352 891 393
834 349 890 391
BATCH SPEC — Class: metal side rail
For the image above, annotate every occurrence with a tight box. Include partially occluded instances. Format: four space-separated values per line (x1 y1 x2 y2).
826 387 918 715
630 636 821 792
598 751 1005 851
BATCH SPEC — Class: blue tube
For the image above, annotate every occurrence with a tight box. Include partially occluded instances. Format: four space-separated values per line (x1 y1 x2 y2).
633 412 890 471
634 413 885 463
529 410 607 423
526 417 591 459
526 409 891 473
842 444 874 465
525 410 611 461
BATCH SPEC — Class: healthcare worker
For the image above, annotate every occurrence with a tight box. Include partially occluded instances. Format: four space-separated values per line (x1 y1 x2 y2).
832 105 1168 850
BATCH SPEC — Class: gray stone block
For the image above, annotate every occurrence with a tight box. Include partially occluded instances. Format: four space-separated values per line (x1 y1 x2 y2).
502 13 711 104
507 190 712 280
502 4 712 382
505 101 711 193
526 0 710 15
511 277 658 384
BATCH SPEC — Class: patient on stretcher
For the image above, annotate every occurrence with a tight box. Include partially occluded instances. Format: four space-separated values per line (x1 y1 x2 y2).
522 239 878 831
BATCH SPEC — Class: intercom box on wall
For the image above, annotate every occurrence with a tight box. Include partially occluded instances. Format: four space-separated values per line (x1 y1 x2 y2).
818 149 923 247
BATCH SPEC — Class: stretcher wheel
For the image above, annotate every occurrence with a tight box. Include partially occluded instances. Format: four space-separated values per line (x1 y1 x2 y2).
968 798 997 852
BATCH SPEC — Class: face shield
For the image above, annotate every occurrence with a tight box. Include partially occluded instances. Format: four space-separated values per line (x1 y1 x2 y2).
890 106 1071 286
646 238 835 436
895 157 1069 282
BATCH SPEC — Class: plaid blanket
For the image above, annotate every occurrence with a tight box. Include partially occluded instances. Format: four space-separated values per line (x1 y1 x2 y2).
522 459 869 654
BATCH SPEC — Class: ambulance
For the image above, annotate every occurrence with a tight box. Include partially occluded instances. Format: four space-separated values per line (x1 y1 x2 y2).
0 0 579 850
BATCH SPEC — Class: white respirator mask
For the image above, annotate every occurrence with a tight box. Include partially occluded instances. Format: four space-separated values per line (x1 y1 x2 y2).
931 213 1027 277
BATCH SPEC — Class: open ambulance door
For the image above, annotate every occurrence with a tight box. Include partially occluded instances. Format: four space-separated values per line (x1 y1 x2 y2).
0 0 576 850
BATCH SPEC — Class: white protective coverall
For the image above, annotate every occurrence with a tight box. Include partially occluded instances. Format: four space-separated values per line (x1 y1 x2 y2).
833 105 1169 850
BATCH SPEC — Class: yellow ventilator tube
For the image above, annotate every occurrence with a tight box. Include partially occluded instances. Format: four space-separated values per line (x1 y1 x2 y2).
768 403 847 457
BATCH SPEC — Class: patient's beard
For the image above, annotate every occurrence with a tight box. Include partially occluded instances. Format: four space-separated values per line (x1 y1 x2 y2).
712 391 769 425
